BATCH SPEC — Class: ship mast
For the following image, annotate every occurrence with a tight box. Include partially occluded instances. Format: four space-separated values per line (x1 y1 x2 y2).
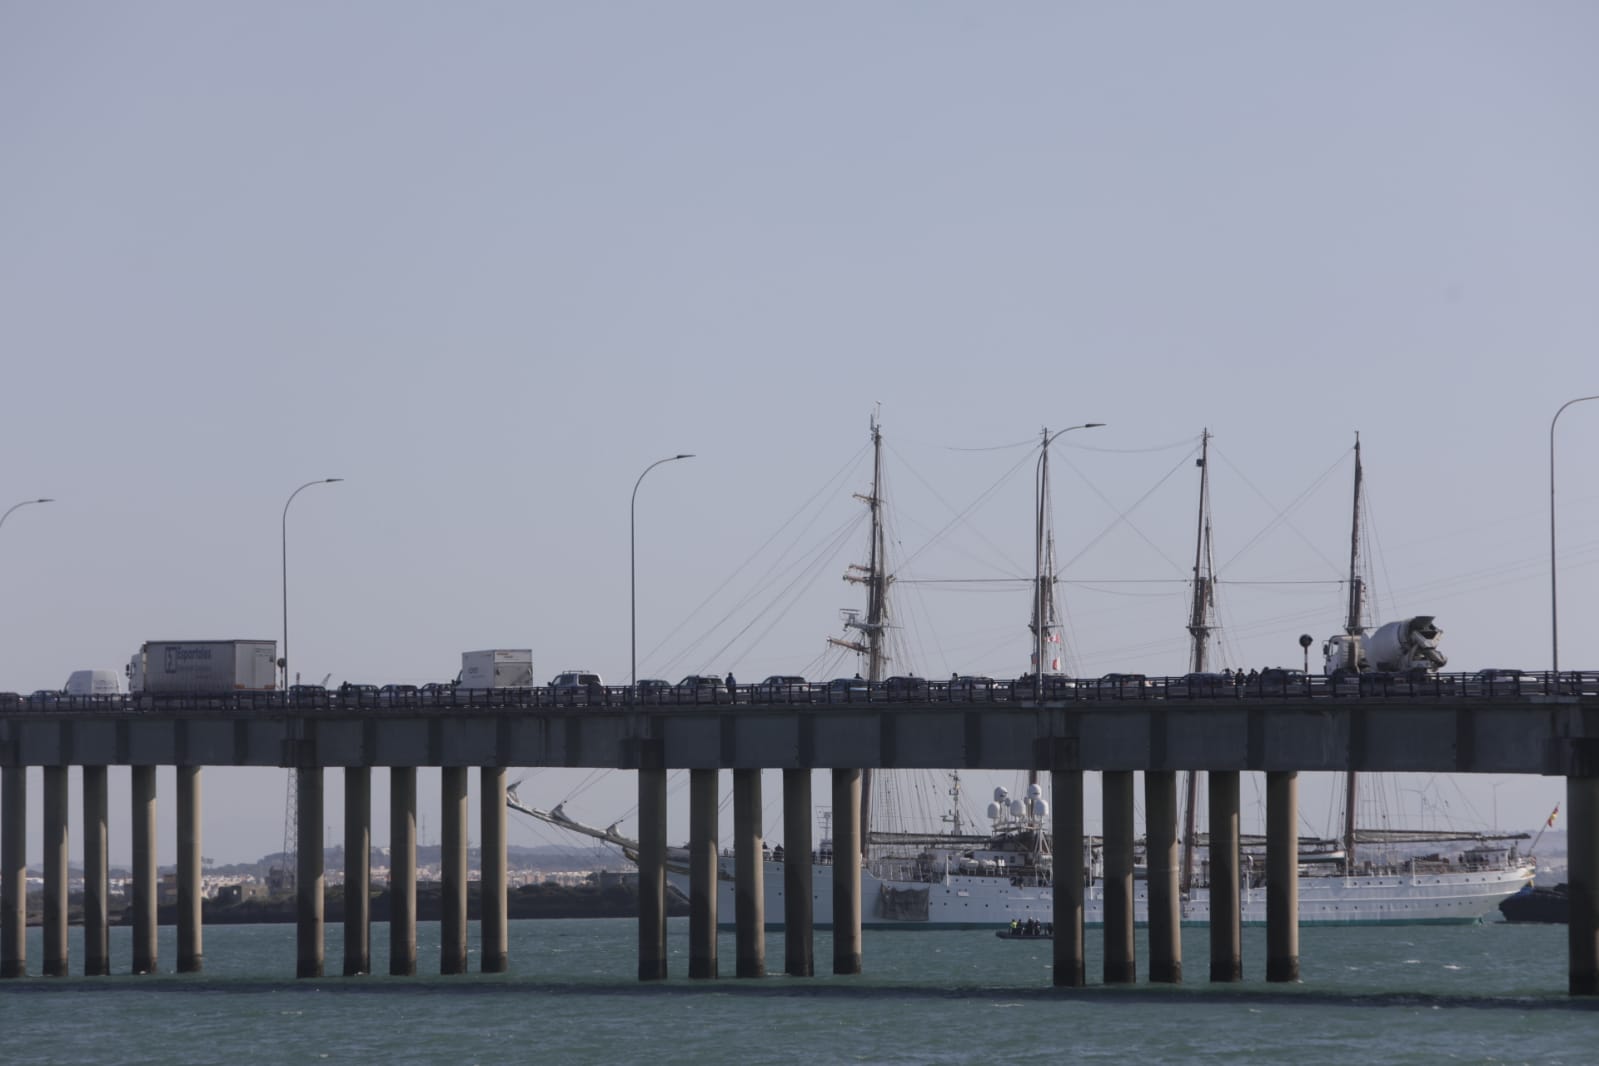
1031 428 1062 699
1028 425 1103 695
1180 429 1215 899
828 412 889 857
1342 434 1365 877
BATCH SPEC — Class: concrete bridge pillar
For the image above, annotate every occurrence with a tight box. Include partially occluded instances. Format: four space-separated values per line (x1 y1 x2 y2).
296 766 324 979
1102 770 1136 984
343 767 370 976
831 768 862 975
389 767 417 977
177 765 203 973
480 766 508 974
440 766 468 976
689 768 719 979
637 761 668 981
1052 764 1086 988
131 765 158 975
1145 769 1181 984
0 766 24 979
83 765 110 977
782 768 814 977
43 765 69 977
1208 769 1242 982
733 768 765 978
1569 773 1599 995
1266 770 1299 983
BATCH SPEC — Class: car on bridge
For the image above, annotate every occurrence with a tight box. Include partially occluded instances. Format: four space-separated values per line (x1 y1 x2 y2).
1170 672 1232 698
1093 673 1153 698
379 684 419 706
338 684 381 707
551 671 606 705
948 675 1002 700
287 684 330 708
882 675 929 700
675 675 726 702
1253 668 1309 695
756 675 811 702
825 677 869 701
634 678 673 703
1014 673 1076 699
1465 668 1535 696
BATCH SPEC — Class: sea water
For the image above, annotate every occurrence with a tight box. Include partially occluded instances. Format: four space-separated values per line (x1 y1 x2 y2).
0 920 1592 1065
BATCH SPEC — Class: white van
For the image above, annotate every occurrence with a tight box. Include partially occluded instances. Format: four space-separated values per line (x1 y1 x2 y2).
64 669 122 696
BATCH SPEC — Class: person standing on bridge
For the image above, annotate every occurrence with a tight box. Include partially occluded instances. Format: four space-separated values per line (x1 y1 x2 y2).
725 671 736 703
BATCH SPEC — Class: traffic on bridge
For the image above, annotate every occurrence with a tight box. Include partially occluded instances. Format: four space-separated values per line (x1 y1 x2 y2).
3 667 1597 714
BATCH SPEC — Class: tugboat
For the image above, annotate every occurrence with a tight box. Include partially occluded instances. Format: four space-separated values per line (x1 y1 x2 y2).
1498 882 1569 924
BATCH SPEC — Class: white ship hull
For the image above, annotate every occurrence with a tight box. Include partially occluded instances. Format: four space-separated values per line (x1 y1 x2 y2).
681 858 1535 930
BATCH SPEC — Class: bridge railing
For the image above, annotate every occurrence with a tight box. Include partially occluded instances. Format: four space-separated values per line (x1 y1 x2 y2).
2 670 1595 715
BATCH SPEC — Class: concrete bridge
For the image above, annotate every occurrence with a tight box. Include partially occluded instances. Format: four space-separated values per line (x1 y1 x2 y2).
2 678 1596 993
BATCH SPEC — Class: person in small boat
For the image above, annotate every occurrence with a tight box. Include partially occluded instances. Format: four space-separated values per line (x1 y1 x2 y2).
1010 919 1019 934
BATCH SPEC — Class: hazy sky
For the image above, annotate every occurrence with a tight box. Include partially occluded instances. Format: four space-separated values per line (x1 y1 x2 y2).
2 2 1595 863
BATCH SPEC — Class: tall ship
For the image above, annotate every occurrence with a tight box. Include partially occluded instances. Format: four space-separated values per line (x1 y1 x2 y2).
511 425 1534 927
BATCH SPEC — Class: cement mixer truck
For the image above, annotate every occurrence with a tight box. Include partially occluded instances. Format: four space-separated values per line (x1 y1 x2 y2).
1323 616 1447 693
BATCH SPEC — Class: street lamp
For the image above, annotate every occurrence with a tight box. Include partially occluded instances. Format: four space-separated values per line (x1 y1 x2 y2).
281 479 344 690
631 454 694 690
1034 424 1104 699
1550 395 1599 675
0 497 54 533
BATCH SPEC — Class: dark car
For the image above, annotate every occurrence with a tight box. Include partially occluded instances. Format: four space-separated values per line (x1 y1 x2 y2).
948 675 1000 700
378 684 419 707
756 675 810 702
1094 673 1152 698
419 682 459 704
1466 668 1534 696
287 684 330 708
1172 672 1231 698
675 675 726 702
826 677 870 701
1015 673 1076 699
1253 668 1309 695
338 683 381 706
634 678 673 703
551 671 606 705
882 675 929 700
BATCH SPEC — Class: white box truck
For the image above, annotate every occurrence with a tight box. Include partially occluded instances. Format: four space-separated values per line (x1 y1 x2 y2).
460 649 534 689
128 640 278 694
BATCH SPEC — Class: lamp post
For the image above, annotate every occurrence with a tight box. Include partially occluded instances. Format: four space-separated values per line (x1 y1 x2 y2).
631 455 694 690
0 498 54 534
1550 395 1599 675
1034 424 1104 699
281 479 344 690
